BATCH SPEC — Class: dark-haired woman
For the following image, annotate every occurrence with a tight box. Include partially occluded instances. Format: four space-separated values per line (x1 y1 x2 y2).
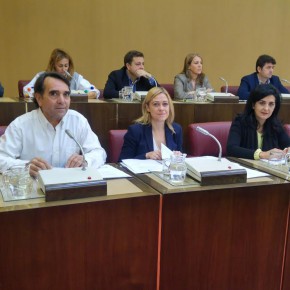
227 84 290 160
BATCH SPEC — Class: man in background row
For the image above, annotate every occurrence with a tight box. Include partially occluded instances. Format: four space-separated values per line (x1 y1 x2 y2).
0 72 106 177
0 82 4 97
103 50 158 99
237 54 289 100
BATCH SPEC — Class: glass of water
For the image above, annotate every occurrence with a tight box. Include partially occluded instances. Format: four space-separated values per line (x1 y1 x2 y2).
196 87 207 102
122 86 133 102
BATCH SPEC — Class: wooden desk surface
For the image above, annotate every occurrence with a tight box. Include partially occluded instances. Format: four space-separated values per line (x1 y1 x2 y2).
0 176 160 290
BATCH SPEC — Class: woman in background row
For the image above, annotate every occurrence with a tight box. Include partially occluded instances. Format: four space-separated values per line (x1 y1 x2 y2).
174 53 213 100
227 84 290 159
0 82 4 97
119 87 183 160
23 48 100 99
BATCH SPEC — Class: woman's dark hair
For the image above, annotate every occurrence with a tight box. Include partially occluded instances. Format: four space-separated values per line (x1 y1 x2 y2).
243 84 282 134
245 84 281 117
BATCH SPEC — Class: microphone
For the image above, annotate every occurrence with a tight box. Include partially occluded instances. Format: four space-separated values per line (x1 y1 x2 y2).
64 71 78 89
219 76 228 94
281 78 290 84
65 129 87 170
196 126 222 161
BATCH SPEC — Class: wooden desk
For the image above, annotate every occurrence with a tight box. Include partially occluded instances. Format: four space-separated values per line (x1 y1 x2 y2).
137 172 290 290
0 177 160 290
0 97 26 125
6 99 290 155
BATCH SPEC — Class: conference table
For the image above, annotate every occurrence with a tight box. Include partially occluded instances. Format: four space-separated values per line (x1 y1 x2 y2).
1 159 290 290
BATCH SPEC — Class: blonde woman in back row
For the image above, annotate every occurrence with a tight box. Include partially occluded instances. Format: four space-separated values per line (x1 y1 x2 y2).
23 48 100 99
174 53 213 100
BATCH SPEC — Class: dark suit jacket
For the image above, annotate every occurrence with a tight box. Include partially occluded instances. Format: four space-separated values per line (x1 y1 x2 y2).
119 122 183 160
237 73 289 100
227 115 290 159
0 83 4 97
103 66 157 99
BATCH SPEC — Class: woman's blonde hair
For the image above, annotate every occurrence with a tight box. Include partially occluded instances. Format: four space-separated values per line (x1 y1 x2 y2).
135 87 175 133
46 48 75 75
181 53 205 86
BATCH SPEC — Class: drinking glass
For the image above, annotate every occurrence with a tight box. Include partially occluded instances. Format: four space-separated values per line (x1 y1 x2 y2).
169 153 187 184
2 165 33 198
196 87 207 102
122 86 133 102
268 151 284 167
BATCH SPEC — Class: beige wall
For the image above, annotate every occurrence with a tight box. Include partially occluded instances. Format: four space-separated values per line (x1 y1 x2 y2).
1 0 290 97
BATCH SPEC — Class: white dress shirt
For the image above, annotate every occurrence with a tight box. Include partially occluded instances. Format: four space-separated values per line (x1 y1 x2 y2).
0 109 107 172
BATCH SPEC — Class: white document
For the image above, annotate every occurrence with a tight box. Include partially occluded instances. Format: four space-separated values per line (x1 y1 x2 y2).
98 164 131 179
161 143 173 159
121 159 162 174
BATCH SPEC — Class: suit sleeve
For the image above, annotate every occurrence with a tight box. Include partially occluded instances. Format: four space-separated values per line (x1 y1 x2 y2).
0 83 4 97
103 71 120 99
226 118 256 159
174 124 183 152
275 77 289 94
119 126 147 161
174 75 188 100
237 77 251 101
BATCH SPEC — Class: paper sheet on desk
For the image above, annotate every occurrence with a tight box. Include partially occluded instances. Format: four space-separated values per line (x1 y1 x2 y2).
121 159 162 174
98 164 131 179
161 143 173 159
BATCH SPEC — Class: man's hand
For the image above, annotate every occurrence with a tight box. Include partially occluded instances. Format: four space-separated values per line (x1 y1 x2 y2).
29 157 52 178
135 69 152 79
66 153 85 168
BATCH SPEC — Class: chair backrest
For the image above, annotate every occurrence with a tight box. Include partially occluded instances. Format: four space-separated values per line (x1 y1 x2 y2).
108 129 127 163
220 86 239 96
18 80 30 98
0 125 7 136
187 122 232 157
160 83 174 99
284 124 290 136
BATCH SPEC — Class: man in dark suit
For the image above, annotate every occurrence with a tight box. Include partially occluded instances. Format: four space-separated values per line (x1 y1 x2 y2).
0 82 4 97
103 50 158 99
237 54 288 100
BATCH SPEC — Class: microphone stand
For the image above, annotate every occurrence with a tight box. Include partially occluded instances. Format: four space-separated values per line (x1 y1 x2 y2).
219 76 228 94
65 129 87 170
196 126 222 161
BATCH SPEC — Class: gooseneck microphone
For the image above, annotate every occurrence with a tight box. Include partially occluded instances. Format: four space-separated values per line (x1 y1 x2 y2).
65 129 87 170
281 78 290 84
64 71 78 89
219 76 228 94
196 126 222 161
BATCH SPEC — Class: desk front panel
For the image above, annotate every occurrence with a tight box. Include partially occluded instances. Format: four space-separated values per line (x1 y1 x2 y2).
159 183 290 290
0 98 26 125
0 193 160 290
281 195 290 290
